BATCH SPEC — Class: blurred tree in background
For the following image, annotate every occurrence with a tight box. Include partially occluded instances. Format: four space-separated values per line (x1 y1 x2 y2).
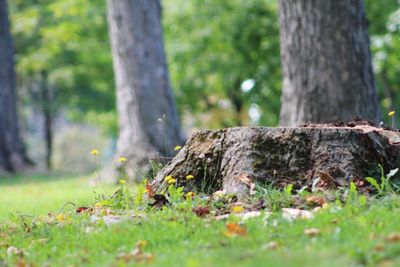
0 0 32 173
278 0 380 126
10 0 116 169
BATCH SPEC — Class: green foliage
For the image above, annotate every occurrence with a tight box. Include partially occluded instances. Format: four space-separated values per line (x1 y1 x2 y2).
164 0 281 128
10 0 116 135
365 1 400 126
345 182 367 212
365 165 399 196
167 184 185 203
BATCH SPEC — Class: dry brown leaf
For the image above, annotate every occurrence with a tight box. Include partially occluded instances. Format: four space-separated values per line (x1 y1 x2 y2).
374 244 385 252
192 206 210 217
237 173 254 186
116 240 154 263
306 195 326 207
304 228 321 237
145 181 155 198
385 232 400 242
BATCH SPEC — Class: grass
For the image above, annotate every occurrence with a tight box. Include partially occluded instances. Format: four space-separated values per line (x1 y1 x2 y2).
0 173 113 219
1 175 400 267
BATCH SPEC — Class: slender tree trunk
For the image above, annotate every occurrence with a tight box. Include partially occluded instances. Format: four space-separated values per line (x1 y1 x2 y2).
40 71 53 170
278 0 381 126
106 0 185 178
0 0 32 172
228 78 243 126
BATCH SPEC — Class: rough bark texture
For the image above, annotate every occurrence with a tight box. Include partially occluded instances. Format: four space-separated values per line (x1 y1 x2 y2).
0 0 32 173
278 0 380 126
152 123 400 196
106 0 185 178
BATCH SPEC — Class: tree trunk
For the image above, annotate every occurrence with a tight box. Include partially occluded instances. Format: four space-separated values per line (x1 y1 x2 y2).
40 71 53 170
278 0 381 126
0 0 32 173
106 0 185 178
151 122 400 196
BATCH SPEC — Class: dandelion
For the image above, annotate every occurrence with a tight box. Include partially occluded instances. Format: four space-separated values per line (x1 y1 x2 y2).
388 110 396 128
174 145 182 151
90 149 99 156
56 213 66 223
167 178 177 184
165 175 173 182
119 179 127 185
118 156 127 163
186 174 195 180
185 191 195 198
231 205 244 213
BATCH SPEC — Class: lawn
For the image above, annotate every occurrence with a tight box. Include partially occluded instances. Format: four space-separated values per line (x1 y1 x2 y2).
0 173 112 219
1 174 400 267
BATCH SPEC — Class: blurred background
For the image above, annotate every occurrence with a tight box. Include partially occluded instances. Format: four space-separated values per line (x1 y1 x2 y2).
5 0 400 174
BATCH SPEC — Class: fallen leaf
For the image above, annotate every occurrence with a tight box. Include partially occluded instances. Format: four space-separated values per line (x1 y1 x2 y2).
7 246 23 256
225 223 247 237
192 206 210 217
306 196 326 207
215 211 263 221
304 228 321 237
262 241 279 250
385 232 400 242
76 207 92 214
374 244 385 252
282 208 313 221
237 173 254 186
103 215 123 226
145 181 155 198
16 258 34 267
116 240 154 263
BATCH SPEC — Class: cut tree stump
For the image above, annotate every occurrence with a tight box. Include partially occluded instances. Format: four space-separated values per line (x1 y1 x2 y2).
151 121 400 196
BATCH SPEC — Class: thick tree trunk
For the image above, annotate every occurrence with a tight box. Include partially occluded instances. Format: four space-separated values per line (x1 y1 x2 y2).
278 0 381 126
152 122 400 196
106 0 185 178
0 0 32 173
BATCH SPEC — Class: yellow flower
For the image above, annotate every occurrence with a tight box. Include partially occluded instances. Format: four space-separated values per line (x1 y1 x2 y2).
174 145 182 151
119 179 127 185
388 111 395 117
55 213 66 223
118 156 127 163
231 205 244 213
167 178 177 184
186 174 195 180
185 191 195 198
90 149 99 156
165 175 173 182
94 202 102 208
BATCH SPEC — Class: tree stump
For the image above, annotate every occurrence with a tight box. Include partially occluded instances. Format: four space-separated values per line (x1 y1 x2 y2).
151 122 400 196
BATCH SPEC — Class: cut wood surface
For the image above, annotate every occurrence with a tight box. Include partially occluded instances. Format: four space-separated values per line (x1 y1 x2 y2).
152 121 400 196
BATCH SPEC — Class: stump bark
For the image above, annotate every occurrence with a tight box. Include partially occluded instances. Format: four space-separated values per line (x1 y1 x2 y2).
151 123 400 196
